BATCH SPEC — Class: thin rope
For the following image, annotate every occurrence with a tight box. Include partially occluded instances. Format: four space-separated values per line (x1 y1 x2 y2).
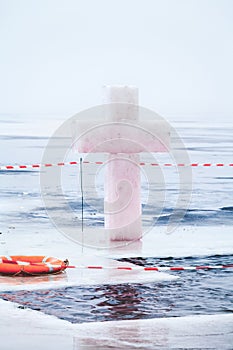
80 157 84 253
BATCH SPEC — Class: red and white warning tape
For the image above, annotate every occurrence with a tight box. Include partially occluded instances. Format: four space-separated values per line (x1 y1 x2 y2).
1 161 233 171
1 259 232 272
66 264 233 271
0 161 79 171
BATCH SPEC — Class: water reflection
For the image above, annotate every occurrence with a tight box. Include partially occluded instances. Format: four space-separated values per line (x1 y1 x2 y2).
73 320 170 350
95 283 144 320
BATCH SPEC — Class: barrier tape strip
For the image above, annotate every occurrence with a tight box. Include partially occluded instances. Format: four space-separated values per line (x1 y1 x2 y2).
1 161 233 171
66 264 233 271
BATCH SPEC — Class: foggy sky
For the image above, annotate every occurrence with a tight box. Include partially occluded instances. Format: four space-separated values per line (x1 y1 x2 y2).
0 0 232 120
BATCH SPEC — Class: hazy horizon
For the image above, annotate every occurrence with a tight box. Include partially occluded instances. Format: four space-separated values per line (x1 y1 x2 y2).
0 0 232 121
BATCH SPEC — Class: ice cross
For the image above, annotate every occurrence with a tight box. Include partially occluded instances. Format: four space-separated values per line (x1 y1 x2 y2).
75 86 170 241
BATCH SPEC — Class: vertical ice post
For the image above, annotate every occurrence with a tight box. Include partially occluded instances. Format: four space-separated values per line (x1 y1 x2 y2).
103 86 141 241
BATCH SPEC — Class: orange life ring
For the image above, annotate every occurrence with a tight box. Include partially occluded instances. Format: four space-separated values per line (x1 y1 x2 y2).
0 256 68 276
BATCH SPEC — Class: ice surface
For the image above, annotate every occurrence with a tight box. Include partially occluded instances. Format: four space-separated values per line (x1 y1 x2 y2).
0 227 178 292
0 223 232 291
0 298 232 350
102 225 233 259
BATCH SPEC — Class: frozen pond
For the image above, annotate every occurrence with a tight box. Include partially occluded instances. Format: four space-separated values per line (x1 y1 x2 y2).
0 114 233 348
